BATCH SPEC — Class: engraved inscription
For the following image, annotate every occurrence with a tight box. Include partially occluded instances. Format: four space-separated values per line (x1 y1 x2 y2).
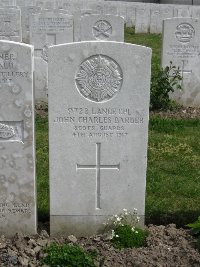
0 202 31 219
75 55 123 102
53 107 144 138
0 52 29 83
77 143 120 209
0 121 24 142
92 20 112 40
31 17 73 33
175 23 195 43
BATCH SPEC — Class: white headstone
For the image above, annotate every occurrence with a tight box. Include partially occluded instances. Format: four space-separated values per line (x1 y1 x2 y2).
104 2 118 15
0 8 22 42
74 9 98 42
174 5 192 18
192 6 200 20
150 5 174 34
30 11 73 56
21 6 41 44
162 18 200 107
16 0 35 6
0 41 36 236
0 0 16 6
126 4 136 27
49 41 151 236
135 5 150 33
80 15 124 42
30 11 74 103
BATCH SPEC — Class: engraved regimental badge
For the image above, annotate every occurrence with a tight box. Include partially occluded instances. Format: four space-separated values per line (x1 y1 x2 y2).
0 123 15 139
75 55 123 102
92 20 112 40
175 23 195 43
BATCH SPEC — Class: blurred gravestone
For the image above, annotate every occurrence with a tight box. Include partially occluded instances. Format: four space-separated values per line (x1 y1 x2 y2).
162 17 200 106
0 41 36 236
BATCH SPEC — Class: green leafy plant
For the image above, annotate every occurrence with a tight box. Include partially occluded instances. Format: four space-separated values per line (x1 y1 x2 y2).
104 209 148 249
41 243 96 267
187 216 200 236
150 62 182 110
186 216 200 251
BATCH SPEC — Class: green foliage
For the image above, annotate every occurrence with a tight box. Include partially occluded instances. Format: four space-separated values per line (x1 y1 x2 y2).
186 217 200 252
150 62 182 110
112 225 148 249
42 243 96 267
187 216 200 236
197 237 200 252
104 209 148 249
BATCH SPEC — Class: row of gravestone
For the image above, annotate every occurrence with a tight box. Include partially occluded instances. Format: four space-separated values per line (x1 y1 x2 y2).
1 16 200 237
0 39 151 237
2 0 200 35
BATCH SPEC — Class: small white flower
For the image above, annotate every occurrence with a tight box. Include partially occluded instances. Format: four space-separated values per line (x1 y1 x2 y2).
137 216 140 221
123 208 127 212
131 227 135 232
116 217 121 222
115 235 119 238
135 231 138 234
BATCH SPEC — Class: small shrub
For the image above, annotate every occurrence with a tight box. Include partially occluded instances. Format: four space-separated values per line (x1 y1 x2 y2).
150 62 182 110
186 216 200 252
187 216 200 236
104 208 148 249
41 243 96 267
112 225 148 249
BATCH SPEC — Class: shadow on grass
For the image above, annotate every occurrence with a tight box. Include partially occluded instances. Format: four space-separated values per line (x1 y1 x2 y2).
146 210 200 228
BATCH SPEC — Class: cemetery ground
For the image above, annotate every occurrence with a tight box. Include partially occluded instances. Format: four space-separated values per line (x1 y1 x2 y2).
1 29 200 266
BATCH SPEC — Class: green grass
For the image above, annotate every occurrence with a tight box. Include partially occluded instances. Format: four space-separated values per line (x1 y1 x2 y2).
125 27 162 74
146 117 200 225
36 115 49 221
36 28 200 226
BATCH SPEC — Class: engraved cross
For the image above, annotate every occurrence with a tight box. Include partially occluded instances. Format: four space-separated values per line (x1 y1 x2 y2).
76 143 120 209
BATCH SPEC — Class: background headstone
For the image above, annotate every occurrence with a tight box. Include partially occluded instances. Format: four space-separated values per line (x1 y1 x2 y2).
150 5 174 33
0 8 22 42
135 5 150 33
0 0 16 7
49 41 151 236
21 6 41 44
30 11 74 103
80 15 124 42
162 18 200 107
0 41 36 236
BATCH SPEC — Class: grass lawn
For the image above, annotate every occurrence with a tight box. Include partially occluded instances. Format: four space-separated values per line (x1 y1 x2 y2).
36 27 200 226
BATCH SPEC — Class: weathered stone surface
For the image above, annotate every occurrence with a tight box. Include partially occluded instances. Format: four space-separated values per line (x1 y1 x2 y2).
135 5 150 33
150 5 174 34
30 11 73 103
21 6 41 44
0 8 22 42
80 14 124 41
0 41 36 236
49 41 151 236
162 17 200 107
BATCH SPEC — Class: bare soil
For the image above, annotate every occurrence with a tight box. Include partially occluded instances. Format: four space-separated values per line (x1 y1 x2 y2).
0 224 200 266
